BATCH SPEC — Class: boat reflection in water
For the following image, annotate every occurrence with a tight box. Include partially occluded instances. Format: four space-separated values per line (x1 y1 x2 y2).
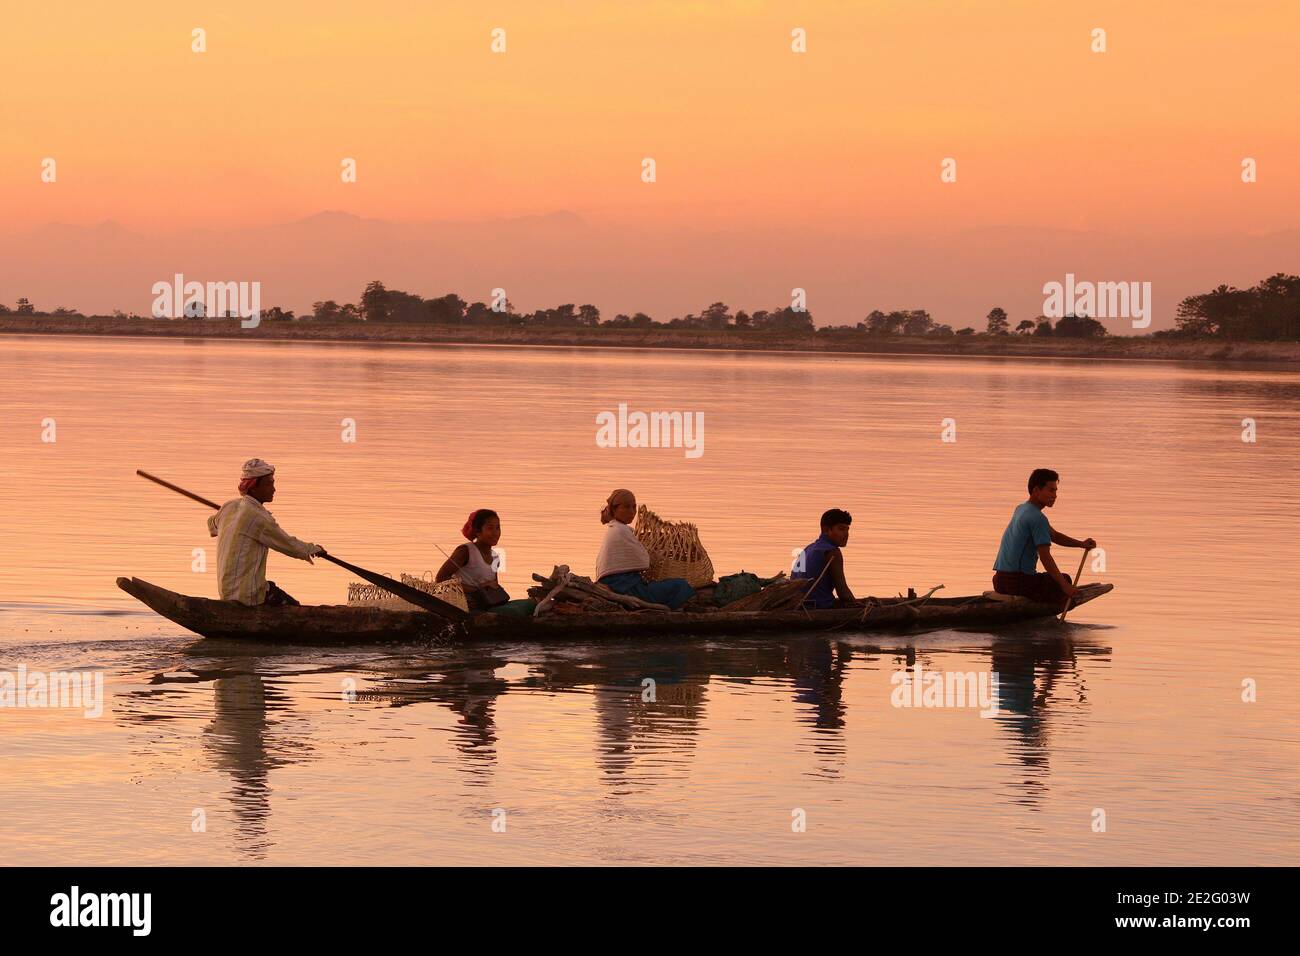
203 671 286 860
987 631 1097 809
122 627 1109 859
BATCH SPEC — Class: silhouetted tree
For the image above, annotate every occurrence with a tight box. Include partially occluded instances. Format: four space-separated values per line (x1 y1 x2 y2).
1174 275 1300 340
986 307 1009 335
1254 273 1300 340
1055 314 1108 338
903 310 934 335
360 281 389 322
427 293 467 324
751 306 813 332
863 310 892 334
701 301 732 329
311 300 341 321
864 310 906 334
386 290 427 323
465 301 495 325
309 300 361 322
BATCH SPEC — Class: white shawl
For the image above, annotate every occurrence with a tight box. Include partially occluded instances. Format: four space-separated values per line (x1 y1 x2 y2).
595 520 649 580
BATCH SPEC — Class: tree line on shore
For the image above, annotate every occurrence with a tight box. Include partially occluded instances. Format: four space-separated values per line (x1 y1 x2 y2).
3 273 1295 340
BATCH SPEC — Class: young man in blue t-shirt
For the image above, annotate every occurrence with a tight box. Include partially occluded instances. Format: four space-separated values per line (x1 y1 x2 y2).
992 468 1096 609
792 509 859 609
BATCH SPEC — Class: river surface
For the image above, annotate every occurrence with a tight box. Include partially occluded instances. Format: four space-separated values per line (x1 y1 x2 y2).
1 335 1297 865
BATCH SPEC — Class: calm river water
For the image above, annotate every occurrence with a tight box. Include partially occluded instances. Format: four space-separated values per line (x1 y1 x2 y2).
1 335 1296 864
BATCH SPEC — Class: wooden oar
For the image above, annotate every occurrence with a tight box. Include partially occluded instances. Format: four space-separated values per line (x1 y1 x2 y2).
1059 548 1092 622
136 469 469 621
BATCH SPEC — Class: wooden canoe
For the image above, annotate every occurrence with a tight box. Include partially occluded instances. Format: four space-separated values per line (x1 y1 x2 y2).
116 576 1114 645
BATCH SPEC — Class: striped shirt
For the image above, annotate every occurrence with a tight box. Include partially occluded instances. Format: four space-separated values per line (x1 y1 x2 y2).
207 496 318 605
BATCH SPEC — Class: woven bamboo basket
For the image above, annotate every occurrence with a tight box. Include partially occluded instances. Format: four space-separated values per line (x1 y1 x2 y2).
633 505 715 587
346 572 469 613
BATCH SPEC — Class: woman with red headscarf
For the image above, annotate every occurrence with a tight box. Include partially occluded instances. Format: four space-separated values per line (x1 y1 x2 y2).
436 509 534 616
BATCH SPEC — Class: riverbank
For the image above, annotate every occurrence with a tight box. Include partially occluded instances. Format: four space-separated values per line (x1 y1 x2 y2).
3 315 1298 364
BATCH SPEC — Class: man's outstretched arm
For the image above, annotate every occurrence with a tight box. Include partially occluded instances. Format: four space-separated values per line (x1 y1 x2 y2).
254 518 322 561
1050 529 1096 550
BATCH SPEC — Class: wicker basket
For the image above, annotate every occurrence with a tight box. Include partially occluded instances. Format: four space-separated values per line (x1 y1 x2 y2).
633 505 715 587
347 572 469 613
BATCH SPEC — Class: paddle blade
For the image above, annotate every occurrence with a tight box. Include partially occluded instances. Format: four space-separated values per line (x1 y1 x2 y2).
320 553 469 622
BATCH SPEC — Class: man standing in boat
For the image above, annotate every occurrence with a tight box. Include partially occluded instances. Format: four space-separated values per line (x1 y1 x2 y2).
208 459 322 606
992 468 1096 609
791 509 859 609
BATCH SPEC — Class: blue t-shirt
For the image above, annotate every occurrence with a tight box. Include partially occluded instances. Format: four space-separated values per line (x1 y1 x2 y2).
993 501 1052 574
792 533 839 609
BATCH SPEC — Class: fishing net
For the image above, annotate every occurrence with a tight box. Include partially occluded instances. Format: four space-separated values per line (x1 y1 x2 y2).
633 505 715 587
347 572 469 612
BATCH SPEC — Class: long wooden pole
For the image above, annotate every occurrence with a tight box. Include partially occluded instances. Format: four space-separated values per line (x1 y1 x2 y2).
138 470 221 510
1059 548 1092 622
136 469 468 621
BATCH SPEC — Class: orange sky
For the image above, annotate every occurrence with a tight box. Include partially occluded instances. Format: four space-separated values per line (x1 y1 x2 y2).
2 1 1297 324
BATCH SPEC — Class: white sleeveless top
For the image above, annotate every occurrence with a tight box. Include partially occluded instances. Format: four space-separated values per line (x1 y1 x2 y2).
457 544 497 589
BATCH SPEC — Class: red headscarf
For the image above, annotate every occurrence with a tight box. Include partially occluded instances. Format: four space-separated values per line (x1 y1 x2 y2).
461 510 480 540
238 458 274 496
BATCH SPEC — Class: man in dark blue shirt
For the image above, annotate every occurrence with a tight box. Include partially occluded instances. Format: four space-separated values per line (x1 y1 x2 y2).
793 509 859 609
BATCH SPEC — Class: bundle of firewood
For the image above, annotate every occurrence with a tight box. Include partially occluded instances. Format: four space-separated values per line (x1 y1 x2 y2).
526 565 672 614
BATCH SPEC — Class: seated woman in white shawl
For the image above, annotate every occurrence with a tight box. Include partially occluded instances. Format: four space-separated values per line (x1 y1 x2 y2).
594 489 695 610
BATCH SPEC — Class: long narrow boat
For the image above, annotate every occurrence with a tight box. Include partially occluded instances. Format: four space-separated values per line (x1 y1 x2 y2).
117 576 1113 645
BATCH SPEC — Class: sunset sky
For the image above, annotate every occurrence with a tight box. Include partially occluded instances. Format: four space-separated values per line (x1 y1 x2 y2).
3 1 1297 326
